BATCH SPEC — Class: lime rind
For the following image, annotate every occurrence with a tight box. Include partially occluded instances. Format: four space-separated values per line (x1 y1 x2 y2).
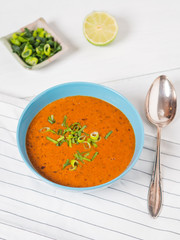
83 11 118 46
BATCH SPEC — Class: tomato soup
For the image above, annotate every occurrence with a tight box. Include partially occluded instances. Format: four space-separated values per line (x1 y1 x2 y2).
26 96 135 187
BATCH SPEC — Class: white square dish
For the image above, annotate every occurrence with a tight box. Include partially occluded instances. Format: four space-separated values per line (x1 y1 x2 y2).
0 17 68 69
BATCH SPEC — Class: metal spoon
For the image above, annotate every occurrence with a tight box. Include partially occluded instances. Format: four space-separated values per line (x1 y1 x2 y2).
145 75 177 218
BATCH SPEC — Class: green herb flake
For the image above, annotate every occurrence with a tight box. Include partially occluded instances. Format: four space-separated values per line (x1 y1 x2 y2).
48 115 55 124
104 130 113 139
62 115 67 127
63 159 70 169
68 139 72 148
57 136 64 142
57 129 62 135
84 152 90 157
79 125 87 132
91 152 99 161
46 136 58 144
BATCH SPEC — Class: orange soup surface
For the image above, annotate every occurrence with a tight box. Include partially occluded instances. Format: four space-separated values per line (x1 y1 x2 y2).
26 96 135 187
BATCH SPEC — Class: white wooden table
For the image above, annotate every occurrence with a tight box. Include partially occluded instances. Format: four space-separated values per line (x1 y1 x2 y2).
0 0 180 98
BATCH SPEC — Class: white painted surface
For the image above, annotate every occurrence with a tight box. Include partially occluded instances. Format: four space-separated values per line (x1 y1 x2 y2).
0 0 180 97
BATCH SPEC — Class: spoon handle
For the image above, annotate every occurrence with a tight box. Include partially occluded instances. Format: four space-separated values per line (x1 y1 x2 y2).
148 126 162 218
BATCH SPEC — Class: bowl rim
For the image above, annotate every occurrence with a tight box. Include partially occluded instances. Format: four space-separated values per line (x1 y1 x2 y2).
17 82 144 191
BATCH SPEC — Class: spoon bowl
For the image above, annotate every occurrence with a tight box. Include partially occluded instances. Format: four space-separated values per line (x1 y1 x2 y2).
146 75 177 127
145 75 177 217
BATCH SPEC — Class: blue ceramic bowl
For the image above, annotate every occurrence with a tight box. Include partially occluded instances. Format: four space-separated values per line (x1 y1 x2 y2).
17 82 144 191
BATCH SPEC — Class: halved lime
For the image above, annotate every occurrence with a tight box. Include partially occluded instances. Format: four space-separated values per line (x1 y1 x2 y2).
83 11 118 46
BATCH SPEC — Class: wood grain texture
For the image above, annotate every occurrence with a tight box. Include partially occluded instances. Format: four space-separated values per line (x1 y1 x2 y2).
0 0 180 96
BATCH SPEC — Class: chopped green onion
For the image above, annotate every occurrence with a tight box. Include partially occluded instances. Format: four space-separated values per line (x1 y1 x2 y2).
39 127 50 133
84 152 90 157
62 115 67 127
39 30 46 38
57 139 66 146
21 49 32 58
33 30 38 37
46 136 58 144
63 127 71 135
78 135 86 143
44 44 51 56
83 132 90 136
36 46 43 55
82 157 91 162
92 142 98 148
83 141 91 149
76 151 83 162
77 131 82 137
9 27 62 66
87 138 92 143
12 33 18 39
62 159 70 169
10 38 21 46
79 125 87 132
104 130 113 139
68 139 72 148
70 122 81 131
18 36 28 43
25 56 38 66
90 131 99 141
96 136 101 142
39 127 56 134
57 129 62 135
48 115 55 124
91 152 99 161
67 134 73 139
50 129 57 134
45 32 51 38
37 28 44 33
57 136 64 142
69 160 79 171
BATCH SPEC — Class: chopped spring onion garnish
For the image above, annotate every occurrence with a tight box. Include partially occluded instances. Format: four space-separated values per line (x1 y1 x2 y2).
39 127 50 132
84 152 90 157
40 115 106 171
91 152 99 161
42 115 102 149
62 159 70 169
75 151 84 163
48 115 55 124
46 136 58 144
79 125 87 132
82 157 91 162
83 141 91 149
70 122 81 131
63 150 99 170
104 130 113 139
62 115 67 127
39 127 56 134
57 129 62 135
57 136 64 142
77 151 91 162
68 139 72 148
69 160 79 171
78 135 86 143
92 142 98 148
90 131 99 141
